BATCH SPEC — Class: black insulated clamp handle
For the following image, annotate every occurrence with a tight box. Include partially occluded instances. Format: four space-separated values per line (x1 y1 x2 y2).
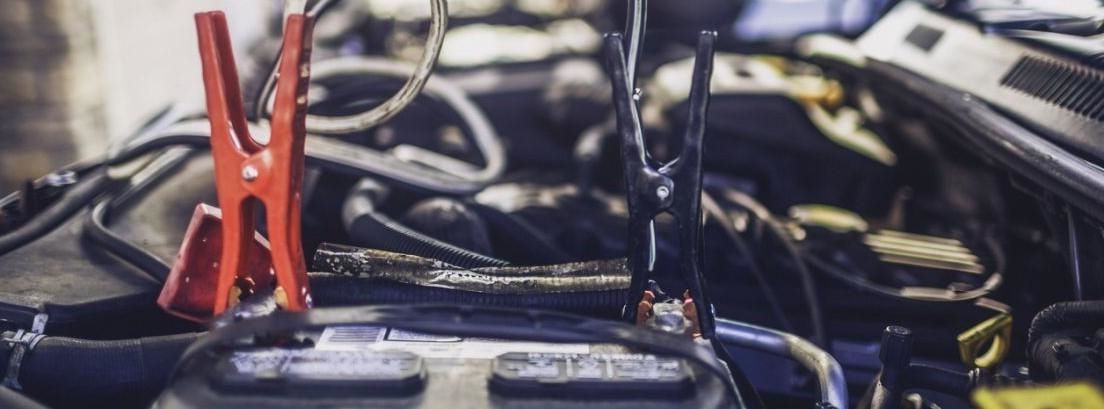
604 30 718 338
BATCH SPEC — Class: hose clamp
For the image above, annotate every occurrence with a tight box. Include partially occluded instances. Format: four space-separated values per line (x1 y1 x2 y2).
2 315 48 390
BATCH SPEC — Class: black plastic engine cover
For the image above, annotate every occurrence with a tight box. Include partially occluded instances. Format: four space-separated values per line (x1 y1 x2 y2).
0 155 214 336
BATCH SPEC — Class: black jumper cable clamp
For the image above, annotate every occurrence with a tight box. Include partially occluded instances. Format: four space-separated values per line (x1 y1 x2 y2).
604 30 719 338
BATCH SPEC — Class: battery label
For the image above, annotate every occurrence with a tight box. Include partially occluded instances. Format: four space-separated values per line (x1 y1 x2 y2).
316 325 590 359
490 352 694 398
211 348 427 395
224 349 418 378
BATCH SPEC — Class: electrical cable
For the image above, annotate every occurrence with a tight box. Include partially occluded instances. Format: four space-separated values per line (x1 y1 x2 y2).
702 192 796 333
573 0 644 194
0 103 182 218
717 188 828 347
0 104 186 256
0 170 117 258
465 201 576 264
342 179 510 268
112 57 505 195
306 57 506 192
249 0 372 120
82 150 196 283
709 337 766 409
623 0 647 85
254 0 447 135
111 1 493 195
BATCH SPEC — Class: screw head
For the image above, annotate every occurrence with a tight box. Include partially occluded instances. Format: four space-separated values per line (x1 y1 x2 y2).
656 185 671 200
241 165 259 181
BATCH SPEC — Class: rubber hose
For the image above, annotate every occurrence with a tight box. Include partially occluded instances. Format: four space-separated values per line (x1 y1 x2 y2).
83 199 171 282
0 169 115 257
467 201 575 264
399 198 494 255
1029 334 1104 383
0 387 49 409
80 151 194 283
309 274 625 318
342 179 509 268
0 332 202 401
1026 301 1104 382
1027 301 1104 346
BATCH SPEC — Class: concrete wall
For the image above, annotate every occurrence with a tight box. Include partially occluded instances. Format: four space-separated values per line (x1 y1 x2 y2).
92 1 270 140
0 0 103 191
0 0 268 192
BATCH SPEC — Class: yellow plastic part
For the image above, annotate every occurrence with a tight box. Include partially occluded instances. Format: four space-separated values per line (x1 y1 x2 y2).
956 313 1012 370
973 383 1104 409
788 204 869 233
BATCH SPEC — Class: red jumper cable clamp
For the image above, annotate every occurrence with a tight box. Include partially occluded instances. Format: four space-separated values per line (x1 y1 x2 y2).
157 10 315 322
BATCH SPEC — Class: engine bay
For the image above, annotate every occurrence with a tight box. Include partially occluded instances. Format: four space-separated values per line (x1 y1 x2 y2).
2 1 1104 408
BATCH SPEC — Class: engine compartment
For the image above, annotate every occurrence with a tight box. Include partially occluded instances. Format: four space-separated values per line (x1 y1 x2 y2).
2 1 1103 408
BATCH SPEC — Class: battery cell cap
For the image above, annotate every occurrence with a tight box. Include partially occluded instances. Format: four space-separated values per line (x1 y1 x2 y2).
490 352 694 399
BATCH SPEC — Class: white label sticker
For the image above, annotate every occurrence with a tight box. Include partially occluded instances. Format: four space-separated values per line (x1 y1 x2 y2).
318 326 386 347
316 326 590 359
385 329 461 342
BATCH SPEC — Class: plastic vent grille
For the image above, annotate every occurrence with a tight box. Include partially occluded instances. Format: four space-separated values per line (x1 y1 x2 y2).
999 55 1104 121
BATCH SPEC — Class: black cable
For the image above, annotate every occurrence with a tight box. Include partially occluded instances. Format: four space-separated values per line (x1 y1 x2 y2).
716 188 828 347
763 219 828 347
0 387 50 409
0 103 188 257
1027 300 1104 382
114 65 506 194
0 169 117 258
342 179 510 268
84 201 171 282
1 331 203 403
711 337 766 409
466 201 576 265
255 0 449 136
0 155 105 221
81 151 194 282
702 192 796 333
251 0 343 121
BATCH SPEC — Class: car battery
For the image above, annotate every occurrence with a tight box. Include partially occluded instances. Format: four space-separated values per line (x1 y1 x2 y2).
154 324 740 408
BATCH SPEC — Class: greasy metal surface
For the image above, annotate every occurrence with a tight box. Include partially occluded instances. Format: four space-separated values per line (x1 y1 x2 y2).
312 244 630 294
